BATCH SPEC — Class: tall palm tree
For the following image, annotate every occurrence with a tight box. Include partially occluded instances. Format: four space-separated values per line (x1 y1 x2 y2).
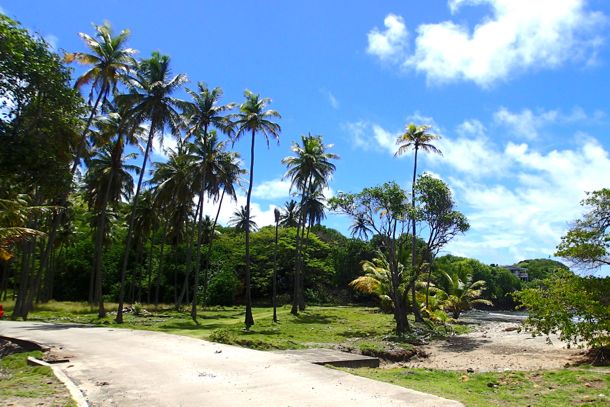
88 108 144 316
150 144 197 309
180 84 235 321
273 208 280 323
229 206 258 232
84 143 138 317
282 134 337 314
229 90 281 329
38 22 136 306
394 124 441 322
280 200 299 228
65 21 136 173
114 52 187 323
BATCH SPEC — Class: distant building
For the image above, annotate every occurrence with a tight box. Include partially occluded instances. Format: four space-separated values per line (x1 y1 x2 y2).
501 265 529 281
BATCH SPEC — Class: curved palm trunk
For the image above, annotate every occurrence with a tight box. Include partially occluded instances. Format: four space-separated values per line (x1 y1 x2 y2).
115 123 156 323
177 199 202 309
244 129 256 329
411 146 424 322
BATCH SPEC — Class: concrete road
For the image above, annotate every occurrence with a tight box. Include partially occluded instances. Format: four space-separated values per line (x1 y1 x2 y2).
0 321 462 407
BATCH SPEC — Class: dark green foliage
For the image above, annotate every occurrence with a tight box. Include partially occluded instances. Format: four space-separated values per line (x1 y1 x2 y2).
515 270 610 349
517 258 569 281
207 271 240 305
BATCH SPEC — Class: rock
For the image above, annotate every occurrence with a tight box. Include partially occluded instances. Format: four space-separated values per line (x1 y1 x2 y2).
466 367 475 373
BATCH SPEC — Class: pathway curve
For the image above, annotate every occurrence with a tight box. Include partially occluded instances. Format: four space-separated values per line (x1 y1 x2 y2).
0 321 461 407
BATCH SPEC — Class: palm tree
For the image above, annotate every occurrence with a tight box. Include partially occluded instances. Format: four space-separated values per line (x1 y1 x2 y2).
280 200 299 228
150 144 197 309
229 90 281 329
273 207 280 323
437 272 492 319
282 134 337 314
83 143 138 316
349 215 371 240
181 83 235 322
394 123 442 322
87 108 144 316
229 206 258 232
39 22 136 306
114 52 187 323
65 21 136 173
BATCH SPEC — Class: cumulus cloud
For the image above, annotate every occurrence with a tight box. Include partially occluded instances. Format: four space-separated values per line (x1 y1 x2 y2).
151 133 178 160
367 1 606 87
366 14 408 61
252 178 292 199
494 106 603 139
201 193 280 228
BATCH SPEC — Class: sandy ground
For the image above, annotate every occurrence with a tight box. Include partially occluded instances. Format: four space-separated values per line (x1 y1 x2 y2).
401 311 583 372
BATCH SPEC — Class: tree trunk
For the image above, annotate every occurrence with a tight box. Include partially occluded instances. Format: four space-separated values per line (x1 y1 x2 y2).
202 189 225 308
411 146 424 322
273 220 279 323
155 220 168 307
244 130 256 329
177 198 202 309
115 122 156 323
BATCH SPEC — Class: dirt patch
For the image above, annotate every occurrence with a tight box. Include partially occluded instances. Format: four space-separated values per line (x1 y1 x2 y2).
397 312 583 372
0 338 25 358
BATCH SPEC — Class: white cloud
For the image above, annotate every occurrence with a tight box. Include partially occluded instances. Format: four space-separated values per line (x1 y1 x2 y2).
0 6 6 15
443 134 610 265
252 178 292 199
494 106 603 139
201 193 280 228
366 13 408 61
368 1 606 87
151 133 178 160
327 91 339 109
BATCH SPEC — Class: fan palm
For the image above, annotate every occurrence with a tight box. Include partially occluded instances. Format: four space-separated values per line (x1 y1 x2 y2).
282 134 337 314
394 123 442 322
114 52 187 323
229 90 281 328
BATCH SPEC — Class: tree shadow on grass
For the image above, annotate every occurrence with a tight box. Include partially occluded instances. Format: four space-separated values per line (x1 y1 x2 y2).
291 313 339 325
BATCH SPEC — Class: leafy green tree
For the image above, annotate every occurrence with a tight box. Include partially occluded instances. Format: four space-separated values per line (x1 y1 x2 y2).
395 124 442 322
515 271 610 350
516 258 569 281
230 90 281 329
114 52 187 323
329 182 412 334
415 174 469 306
556 189 610 270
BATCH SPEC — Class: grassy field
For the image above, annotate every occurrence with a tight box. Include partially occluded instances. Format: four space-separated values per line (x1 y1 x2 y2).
1 299 463 352
344 366 610 406
0 350 75 407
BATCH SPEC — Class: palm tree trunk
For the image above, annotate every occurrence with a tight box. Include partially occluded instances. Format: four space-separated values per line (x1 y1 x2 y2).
202 189 225 308
115 123 156 323
292 175 313 314
244 129 256 329
411 146 424 322
155 219 168 307
94 132 123 318
146 234 154 304
273 219 279 323
178 198 202 309
191 127 210 322
38 86 108 305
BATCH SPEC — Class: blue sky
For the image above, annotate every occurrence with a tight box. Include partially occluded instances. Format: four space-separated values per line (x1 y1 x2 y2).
3 0 610 270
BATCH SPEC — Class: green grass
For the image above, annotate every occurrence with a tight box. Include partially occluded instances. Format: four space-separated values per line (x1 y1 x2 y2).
343 367 610 406
2 300 457 351
0 350 75 406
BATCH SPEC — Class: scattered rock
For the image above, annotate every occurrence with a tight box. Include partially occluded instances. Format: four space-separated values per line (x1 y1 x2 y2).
0 339 24 358
466 367 475 373
96 381 109 386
